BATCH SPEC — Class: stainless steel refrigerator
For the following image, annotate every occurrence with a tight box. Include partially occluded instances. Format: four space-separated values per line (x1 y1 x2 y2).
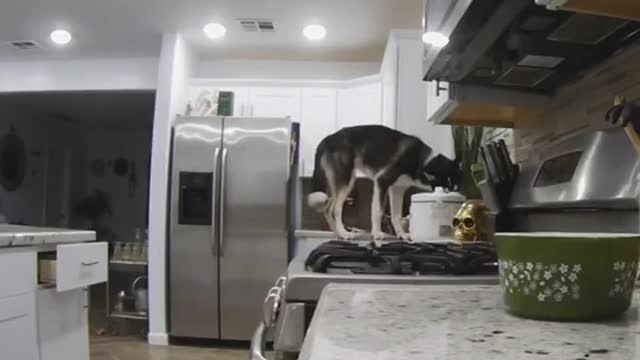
168 116 298 340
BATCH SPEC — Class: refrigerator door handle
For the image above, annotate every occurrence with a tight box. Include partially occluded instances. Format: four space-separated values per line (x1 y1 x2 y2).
219 148 229 256
211 147 221 255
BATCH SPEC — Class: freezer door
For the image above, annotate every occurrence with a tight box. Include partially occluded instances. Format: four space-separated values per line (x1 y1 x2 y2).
169 116 222 338
220 117 292 340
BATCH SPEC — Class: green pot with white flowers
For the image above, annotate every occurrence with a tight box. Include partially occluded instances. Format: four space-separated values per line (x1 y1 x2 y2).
495 232 640 321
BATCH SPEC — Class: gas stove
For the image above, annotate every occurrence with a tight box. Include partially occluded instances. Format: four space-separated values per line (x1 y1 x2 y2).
305 240 498 275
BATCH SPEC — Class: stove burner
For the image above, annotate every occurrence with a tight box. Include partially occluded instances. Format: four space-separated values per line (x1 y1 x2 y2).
305 241 498 275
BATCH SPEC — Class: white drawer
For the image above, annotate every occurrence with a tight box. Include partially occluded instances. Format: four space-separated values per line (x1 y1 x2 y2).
0 293 39 360
0 250 36 299
56 242 107 292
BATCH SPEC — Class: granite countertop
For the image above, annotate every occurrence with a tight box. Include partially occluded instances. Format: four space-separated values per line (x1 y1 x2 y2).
299 283 640 360
0 224 96 247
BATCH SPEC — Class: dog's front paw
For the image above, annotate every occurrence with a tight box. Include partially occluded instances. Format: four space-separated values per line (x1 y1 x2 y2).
337 230 356 240
372 231 386 241
397 232 412 241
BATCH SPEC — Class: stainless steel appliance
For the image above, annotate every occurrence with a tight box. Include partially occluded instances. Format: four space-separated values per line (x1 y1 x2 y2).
423 0 640 92
169 116 298 341
251 239 500 360
508 127 640 232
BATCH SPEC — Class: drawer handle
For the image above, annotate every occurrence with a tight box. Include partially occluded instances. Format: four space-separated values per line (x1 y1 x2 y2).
0 313 27 324
81 261 99 266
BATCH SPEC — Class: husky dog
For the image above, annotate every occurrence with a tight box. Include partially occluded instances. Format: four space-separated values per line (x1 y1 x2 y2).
307 125 461 240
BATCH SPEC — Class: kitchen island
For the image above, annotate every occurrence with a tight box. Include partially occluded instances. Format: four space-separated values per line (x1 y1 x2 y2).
0 224 104 360
299 283 640 360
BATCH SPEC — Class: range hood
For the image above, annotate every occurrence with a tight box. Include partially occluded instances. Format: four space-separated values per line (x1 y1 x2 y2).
423 0 640 93
537 0 640 22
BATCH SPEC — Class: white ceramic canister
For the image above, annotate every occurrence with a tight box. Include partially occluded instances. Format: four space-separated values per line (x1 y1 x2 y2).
409 187 466 242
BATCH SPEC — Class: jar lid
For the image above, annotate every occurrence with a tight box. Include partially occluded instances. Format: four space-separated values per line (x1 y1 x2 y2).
411 187 466 203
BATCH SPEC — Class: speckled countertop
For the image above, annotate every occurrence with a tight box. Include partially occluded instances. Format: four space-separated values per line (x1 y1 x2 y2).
0 224 95 247
299 283 640 360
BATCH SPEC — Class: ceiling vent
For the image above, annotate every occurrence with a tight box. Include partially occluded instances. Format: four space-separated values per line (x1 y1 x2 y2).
238 19 275 32
8 40 40 50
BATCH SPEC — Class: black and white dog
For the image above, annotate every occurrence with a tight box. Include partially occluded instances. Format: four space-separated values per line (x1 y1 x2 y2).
307 125 461 240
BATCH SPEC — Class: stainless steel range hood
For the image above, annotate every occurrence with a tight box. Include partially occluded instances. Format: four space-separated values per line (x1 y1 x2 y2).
423 0 640 93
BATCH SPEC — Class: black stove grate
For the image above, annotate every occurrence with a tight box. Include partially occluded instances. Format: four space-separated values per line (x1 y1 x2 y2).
305 241 498 275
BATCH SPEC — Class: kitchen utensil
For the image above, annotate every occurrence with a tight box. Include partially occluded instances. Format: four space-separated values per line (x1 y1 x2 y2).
487 142 506 184
498 139 516 182
477 149 502 213
496 232 640 321
452 200 493 243
495 140 511 184
131 275 148 314
409 187 466 242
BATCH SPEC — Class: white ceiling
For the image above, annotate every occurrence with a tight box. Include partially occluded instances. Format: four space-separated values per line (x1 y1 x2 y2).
0 91 156 129
0 0 422 62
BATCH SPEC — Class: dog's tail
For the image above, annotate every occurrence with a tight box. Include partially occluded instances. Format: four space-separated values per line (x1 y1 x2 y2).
307 140 329 213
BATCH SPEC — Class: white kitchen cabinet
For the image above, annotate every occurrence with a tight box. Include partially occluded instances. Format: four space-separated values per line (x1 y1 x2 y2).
247 87 302 122
0 293 38 360
37 288 89 360
300 88 337 176
337 81 383 129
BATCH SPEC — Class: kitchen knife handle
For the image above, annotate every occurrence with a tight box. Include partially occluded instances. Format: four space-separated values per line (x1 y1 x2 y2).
480 147 494 182
219 148 228 257
212 147 221 256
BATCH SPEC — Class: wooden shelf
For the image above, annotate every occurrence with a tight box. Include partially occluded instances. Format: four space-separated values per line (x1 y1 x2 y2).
109 311 148 320
109 260 147 272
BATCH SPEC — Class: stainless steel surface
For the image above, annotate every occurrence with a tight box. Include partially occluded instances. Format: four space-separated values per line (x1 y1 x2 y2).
273 302 306 353
211 147 220 256
510 128 640 210
284 254 499 302
263 287 282 328
169 116 222 339
170 116 295 341
219 148 228 257
250 323 268 360
219 117 292 340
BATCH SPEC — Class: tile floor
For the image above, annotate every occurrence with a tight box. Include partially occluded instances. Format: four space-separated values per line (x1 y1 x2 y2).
90 337 251 360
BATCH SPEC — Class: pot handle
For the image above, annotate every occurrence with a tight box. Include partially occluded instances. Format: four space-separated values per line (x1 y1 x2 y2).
131 275 148 295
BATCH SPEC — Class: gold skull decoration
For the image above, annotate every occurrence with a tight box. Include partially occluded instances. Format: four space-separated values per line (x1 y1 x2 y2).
452 200 490 243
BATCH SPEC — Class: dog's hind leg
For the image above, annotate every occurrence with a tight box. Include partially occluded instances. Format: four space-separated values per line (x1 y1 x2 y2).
389 186 410 241
333 172 356 240
323 197 336 232
370 179 390 241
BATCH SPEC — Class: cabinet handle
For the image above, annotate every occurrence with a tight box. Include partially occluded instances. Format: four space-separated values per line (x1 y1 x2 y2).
436 80 447 97
0 313 27 324
81 261 99 266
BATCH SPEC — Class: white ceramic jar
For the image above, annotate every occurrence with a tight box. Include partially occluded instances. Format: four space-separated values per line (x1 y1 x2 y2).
409 187 466 242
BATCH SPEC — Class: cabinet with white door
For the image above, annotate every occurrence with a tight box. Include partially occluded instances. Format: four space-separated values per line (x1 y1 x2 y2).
247 87 302 121
337 80 383 129
299 88 337 176
0 229 105 360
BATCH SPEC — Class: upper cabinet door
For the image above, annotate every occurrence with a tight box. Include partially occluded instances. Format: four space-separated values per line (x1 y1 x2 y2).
248 87 302 122
300 88 337 177
337 81 383 129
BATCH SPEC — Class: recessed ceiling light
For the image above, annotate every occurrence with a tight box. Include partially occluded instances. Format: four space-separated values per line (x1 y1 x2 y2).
422 31 449 48
50 29 72 45
203 23 226 39
303 24 327 41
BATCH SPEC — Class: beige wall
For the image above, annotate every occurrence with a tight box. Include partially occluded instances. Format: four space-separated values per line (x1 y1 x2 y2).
513 45 640 163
